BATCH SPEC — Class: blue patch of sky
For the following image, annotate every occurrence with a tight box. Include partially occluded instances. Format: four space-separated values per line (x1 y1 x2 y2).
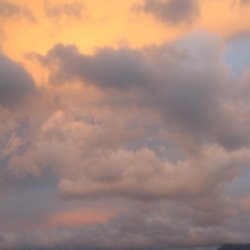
225 37 250 77
226 167 250 198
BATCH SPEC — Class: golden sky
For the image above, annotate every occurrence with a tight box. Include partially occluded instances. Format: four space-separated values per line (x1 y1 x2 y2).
3 0 250 58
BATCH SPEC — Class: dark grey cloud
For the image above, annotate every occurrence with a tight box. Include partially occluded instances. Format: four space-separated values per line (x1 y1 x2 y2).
134 0 199 25
0 0 35 22
37 44 154 89
44 1 87 20
0 55 36 108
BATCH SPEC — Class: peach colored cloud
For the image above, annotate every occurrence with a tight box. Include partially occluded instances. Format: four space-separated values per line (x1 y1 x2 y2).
44 208 117 228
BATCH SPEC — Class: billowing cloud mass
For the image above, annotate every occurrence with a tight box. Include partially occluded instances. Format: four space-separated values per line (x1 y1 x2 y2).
38 34 250 150
134 0 199 25
0 0 250 249
0 55 36 108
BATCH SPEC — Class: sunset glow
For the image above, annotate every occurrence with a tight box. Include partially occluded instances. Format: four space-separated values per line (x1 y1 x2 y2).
1 0 250 249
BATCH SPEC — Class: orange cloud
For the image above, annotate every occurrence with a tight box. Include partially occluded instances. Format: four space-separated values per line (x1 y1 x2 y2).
44 207 117 228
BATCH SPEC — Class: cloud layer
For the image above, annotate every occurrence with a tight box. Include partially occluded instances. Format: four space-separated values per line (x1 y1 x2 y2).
0 1 250 249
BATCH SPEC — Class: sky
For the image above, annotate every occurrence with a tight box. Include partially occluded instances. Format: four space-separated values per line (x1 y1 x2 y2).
0 0 250 249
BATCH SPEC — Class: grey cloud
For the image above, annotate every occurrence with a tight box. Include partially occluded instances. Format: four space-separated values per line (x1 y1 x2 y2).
37 34 250 150
0 55 37 108
38 44 155 89
44 1 87 20
134 0 199 25
0 0 35 22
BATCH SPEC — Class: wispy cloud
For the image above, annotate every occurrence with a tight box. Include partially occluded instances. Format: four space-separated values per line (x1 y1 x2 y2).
0 0 35 22
133 0 199 25
44 1 87 20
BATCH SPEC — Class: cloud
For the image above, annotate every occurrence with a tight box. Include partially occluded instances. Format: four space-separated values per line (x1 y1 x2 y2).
0 0 35 22
58 146 249 203
37 44 154 89
0 1 35 50
2 94 250 248
37 33 250 150
133 0 199 25
0 54 37 108
44 1 87 20
0 198 249 249
2 33 250 249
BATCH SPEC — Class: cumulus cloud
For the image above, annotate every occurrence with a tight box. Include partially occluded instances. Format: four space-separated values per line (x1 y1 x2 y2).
0 54 37 108
36 33 250 150
57 146 249 201
1 33 250 249
134 0 199 25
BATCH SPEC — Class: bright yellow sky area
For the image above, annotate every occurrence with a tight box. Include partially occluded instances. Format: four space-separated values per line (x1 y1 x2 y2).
2 0 250 81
